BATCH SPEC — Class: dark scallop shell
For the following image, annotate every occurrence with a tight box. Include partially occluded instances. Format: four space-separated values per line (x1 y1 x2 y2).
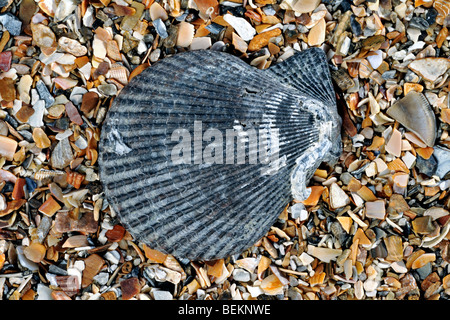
99 48 342 260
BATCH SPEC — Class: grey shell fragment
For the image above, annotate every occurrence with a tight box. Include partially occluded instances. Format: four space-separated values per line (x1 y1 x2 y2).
0 12 22 36
99 48 342 260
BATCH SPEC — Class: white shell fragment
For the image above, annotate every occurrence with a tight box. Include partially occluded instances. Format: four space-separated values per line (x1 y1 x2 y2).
408 57 450 82
307 245 342 263
223 14 256 41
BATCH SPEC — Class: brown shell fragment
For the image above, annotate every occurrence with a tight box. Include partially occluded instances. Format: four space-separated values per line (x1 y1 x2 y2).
0 199 26 217
149 2 168 21
106 40 122 61
143 244 168 263
66 171 85 189
307 18 326 46
105 224 126 242
38 196 61 217
51 291 72 300
112 3 136 16
82 254 105 288
120 277 141 300
65 101 84 125
23 242 46 263
12 178 26 200
193 0 219 18
32 128 51 149
15 105 35 123
108 64 129 85
81 92 100 115
54 211 98 233
386 91 436 147
0 78 16 102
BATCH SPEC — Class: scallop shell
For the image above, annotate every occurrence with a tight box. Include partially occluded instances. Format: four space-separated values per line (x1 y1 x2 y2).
99 48 341 260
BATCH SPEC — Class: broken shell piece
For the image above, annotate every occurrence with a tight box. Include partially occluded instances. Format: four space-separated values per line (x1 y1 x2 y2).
149 2 168 21
307 18 326 47
108 64 130 86
424 207 449 220
223 14 256 41
249 28 281 52
31 23 57 55
189 37 211 50
153 18 168 39
0 135 17 161
411 253 436 269
301 186 325 206
62 235 89 248
307 245 342 263
365 200 386 219
434 0 450 25
193 0 219 18
232 32 248 54
17 75 32 104
386 91 436 147
260 274 284 295
433 146 450 179
23 242 46 263
291 0 321 13
384 235 403 262
337 216 352 233
32 128 51 149
385 128 402 157
408 57 450 82
93 36 107 59
38 196 61 217
412 216 436 234
329 182 350 209
54 77 78 90
58 37 87 57
176 21 195 48
38 0 57 17
106 40 122 61
54 0 76 22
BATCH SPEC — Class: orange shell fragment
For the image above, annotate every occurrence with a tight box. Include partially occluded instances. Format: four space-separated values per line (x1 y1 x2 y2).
301 186 325 206
416 146 434 159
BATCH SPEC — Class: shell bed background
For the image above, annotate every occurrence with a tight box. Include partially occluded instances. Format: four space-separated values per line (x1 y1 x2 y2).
0 0 449 301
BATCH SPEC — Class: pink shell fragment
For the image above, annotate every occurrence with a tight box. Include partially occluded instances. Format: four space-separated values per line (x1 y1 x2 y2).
0 51 12 72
